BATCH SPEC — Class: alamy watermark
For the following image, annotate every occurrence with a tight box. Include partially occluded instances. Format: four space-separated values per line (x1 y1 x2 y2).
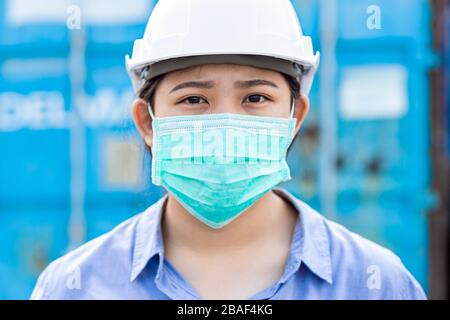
366 265 382 290
163 126 288 165
367 5 382 30
67 5 81 30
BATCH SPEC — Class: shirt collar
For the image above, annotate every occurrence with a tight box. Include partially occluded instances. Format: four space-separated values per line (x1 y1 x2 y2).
130 189 333 285
130 194 168 282
273 188 333 284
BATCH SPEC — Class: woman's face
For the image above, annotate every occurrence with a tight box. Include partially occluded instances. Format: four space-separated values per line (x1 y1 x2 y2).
132 63 309 148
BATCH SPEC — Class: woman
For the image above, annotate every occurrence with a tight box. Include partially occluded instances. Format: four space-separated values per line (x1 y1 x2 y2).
31 0 426 299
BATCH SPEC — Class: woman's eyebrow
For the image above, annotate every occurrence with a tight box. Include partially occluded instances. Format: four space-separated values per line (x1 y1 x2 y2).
170 81 215 93
234 79 279 89
170 79 279 93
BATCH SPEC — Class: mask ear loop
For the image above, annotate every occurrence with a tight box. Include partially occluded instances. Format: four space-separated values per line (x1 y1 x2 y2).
289 95 295 119
147 103 156 120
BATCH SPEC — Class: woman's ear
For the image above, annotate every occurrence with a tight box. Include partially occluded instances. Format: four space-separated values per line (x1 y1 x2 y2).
131 98 153 148
293 94 310 135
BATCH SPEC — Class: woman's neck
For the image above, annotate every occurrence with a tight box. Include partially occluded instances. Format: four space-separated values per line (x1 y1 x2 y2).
161 190 299 255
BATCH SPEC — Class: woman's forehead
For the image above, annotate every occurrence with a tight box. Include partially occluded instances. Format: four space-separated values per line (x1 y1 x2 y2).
164 63 284 82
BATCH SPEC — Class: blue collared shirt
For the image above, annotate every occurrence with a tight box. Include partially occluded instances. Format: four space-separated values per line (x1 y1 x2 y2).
30 188 426 300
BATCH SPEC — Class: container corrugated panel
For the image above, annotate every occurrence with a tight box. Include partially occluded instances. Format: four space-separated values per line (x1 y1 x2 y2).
286 0 434 290
0 210 69 299
82 1 163 238
0 58 71 199
0 17 72 297
0 0 161 299
337 0 433 289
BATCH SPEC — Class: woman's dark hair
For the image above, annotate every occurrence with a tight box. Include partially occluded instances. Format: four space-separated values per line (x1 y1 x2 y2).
139 73 166 108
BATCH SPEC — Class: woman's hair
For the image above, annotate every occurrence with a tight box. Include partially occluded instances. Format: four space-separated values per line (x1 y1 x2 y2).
138 73 166 109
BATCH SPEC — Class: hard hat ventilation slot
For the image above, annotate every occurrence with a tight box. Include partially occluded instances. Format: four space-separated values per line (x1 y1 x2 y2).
140 66 151 80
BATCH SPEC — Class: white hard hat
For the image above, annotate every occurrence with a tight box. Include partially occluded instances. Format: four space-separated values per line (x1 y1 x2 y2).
126 0 320 95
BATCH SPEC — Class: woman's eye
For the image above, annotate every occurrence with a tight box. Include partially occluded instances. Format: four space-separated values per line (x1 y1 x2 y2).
181 96 207 104
244 95 268 103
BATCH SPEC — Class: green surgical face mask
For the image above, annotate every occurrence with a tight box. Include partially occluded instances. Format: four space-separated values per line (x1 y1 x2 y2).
148 102 296 229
